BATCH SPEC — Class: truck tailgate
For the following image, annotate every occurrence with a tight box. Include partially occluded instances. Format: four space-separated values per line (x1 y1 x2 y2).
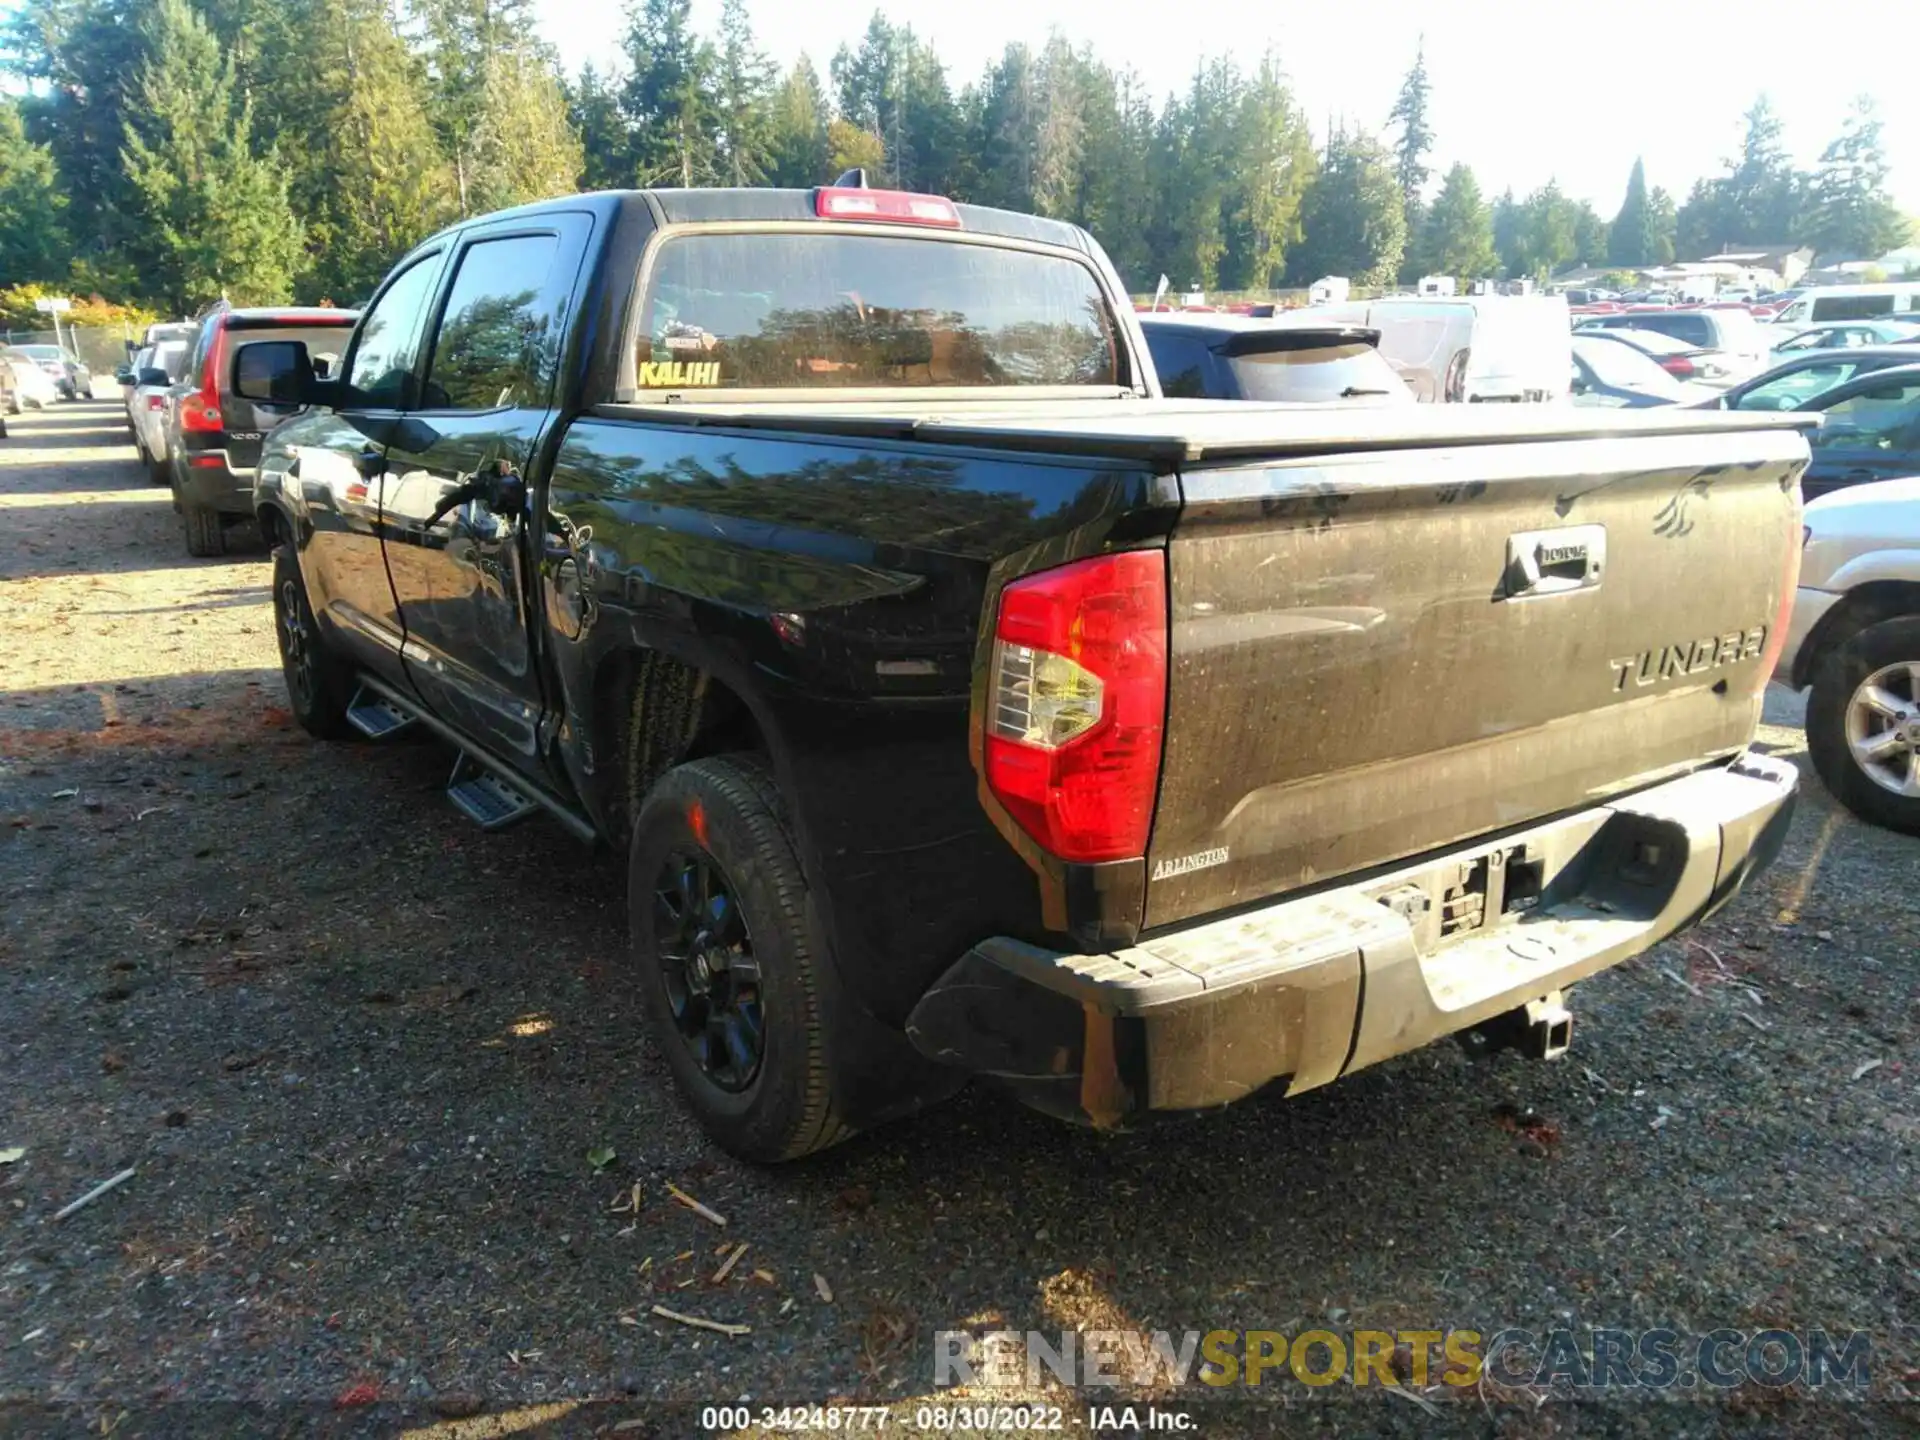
1146 426 1806 930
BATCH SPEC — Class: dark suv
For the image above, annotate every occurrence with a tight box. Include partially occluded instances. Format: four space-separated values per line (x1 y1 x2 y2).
165 307 356 556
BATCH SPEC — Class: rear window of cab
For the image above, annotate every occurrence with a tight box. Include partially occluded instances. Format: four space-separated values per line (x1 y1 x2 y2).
636 230 1125 391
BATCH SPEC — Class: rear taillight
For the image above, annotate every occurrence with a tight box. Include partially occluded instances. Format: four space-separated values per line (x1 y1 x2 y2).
145 395 165 411
181 325 225 433
1755 493 1805 690
815 186 962 228
1659 355 1696 379
984 551 1167 863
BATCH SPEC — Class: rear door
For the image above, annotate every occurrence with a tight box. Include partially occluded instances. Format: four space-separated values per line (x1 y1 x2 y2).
381 214 592 769
1144 426 1807 929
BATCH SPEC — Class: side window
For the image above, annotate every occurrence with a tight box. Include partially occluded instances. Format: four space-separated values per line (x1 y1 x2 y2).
1146 334 1208 398
1735 362 1852 411
1814 382 1920 448
420 233 566 411
347 254 443 408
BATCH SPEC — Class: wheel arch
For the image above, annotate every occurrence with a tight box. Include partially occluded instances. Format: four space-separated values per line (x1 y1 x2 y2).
1793 580 1920 688
588 641 791 846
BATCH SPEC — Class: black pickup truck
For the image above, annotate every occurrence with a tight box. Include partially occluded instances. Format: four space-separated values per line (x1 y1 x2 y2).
244 183 1810 1162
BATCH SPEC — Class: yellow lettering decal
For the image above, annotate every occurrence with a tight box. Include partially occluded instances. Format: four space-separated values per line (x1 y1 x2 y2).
639 359 720 387
1197 1330 1238 1386
1352 1330 1396 1388
1289 1330 1346 1387
1243 1331 1286 1387
1401 1331 1444 1387
1442 1330 1484 1387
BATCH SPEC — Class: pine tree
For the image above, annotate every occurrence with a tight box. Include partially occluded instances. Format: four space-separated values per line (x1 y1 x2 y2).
1413 162 1494 279
1220 53 1312 290
765 56 829 187
570 63 632 190
466 48 583 212
121 0 304 309
5 0 151 276
967 43 1038 213
1073 63 1154 286
267 0 455 302
1290 126 1405 288
1608 158 1652 266
1808 97 1909 261
0 99 68 283
622 0 717 186
1385 38 1432 229
713 0 774 186
1646 186 1677 264
1491 188 1524 275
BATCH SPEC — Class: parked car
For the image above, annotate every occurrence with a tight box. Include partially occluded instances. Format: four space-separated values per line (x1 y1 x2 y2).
1718 347 1920 413
243 183 1805 1163
10 343 92 400
130 341 188 482
162 307 356 555
1769 282 1920 328
1569 332 1720 407
1776 476 1920 832
2 350 61 411
1793 363 1920 500
1577 325 1721 383
116 345 155 436
1576 309 1770 384
1139 315 1413 403
1770 320 1920 354
1312 294 1571 401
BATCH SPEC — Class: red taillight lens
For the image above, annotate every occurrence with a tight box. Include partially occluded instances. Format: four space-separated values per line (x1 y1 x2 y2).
1659 355 1696 379
815 186 962 228
984 551 1167 863
145 395 165 411
181 325 225 433
1755 490 1805 690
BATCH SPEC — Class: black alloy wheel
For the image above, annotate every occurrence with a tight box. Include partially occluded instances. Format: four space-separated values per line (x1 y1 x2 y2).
652 847 765 1092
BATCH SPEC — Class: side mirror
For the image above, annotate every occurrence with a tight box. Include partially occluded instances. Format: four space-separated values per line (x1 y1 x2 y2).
233 339 320 406
137 367 170 387
114 365 135 385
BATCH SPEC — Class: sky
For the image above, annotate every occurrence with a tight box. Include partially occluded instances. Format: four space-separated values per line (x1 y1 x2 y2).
535 0 1920 223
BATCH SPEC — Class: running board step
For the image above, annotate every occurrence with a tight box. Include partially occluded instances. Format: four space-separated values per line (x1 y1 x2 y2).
446 752 539 831
345 687 418 739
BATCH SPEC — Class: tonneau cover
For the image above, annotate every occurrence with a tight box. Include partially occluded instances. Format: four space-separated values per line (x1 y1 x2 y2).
596 396 1817 464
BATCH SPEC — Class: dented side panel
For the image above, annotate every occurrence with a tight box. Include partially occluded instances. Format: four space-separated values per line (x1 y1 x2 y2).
1147 428 1807 931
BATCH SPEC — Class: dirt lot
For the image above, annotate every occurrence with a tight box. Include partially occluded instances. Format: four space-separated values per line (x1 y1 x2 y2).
2 401 1918 1438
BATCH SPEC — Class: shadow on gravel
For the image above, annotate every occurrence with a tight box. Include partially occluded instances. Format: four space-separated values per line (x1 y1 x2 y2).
0 667 286 740
0 497 268 579
0 453 149 496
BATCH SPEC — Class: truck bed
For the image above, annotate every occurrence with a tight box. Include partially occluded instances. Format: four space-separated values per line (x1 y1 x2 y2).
597 395 1816 463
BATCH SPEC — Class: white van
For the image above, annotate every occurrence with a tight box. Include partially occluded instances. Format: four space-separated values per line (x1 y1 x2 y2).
1771 283 1920 327
1312 295 1572 402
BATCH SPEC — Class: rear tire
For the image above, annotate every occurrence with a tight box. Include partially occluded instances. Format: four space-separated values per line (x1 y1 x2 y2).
629 755 853 1163
271 544 356 739
182 504 226 557
1807 615 1920 835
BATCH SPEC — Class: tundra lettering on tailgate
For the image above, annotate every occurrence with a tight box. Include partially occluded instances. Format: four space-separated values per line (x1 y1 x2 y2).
1609 626 1766 693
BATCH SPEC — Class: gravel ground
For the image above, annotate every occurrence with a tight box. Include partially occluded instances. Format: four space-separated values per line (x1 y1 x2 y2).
2 402 1917 1438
